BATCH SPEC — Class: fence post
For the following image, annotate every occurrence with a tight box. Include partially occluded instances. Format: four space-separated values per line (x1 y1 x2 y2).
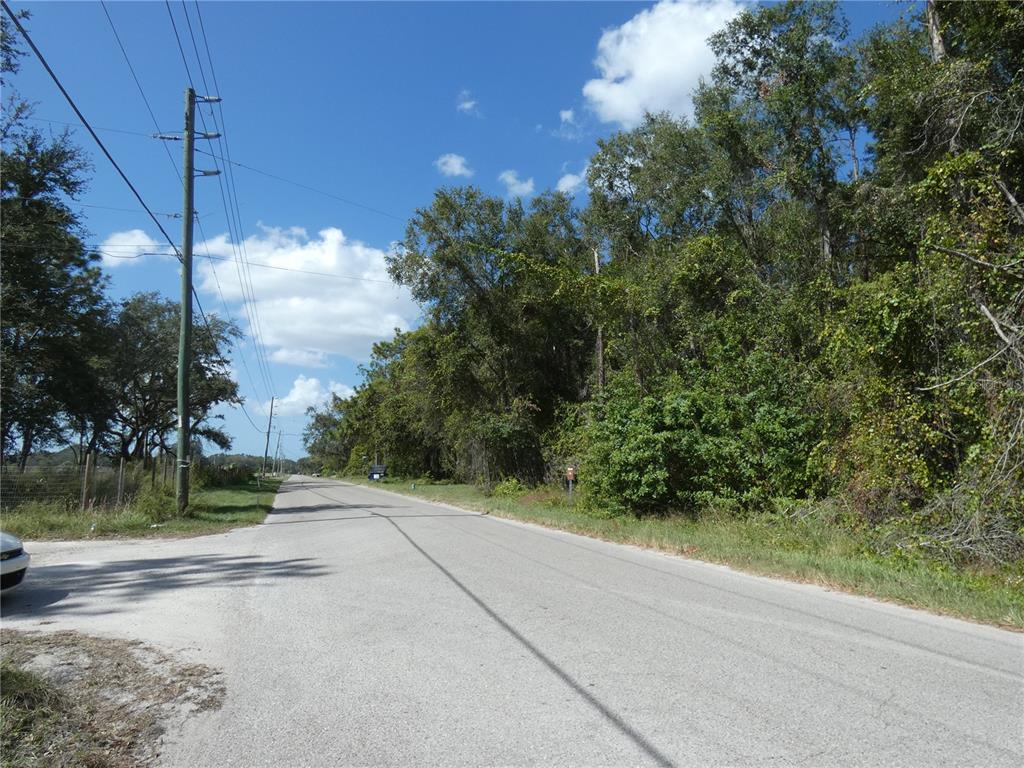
80 451 93 512
116 456 126 506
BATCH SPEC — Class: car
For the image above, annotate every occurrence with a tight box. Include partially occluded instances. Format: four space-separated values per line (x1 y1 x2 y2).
1 532 30 594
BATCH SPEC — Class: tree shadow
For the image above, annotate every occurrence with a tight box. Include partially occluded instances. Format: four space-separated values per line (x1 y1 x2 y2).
0 554 329 619
266 502 396 515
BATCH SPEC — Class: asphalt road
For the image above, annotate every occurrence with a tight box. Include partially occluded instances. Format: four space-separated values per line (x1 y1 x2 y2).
3 475 1022 767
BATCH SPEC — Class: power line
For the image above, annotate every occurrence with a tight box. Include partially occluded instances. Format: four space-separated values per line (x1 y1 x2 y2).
178 2 278 400
1 1 183 262
23 116 404 222
98 1 274 414
163 0 277 401
6 4 266 439
97 247 395 282
194 147 405 221
3 195 181 218
23 114 157 137
100 0 182 183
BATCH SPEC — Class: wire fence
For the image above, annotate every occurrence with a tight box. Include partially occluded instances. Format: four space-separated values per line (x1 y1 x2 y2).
0 453 178 511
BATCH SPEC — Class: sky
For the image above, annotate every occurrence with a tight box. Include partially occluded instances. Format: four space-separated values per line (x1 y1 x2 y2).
6 1 913 461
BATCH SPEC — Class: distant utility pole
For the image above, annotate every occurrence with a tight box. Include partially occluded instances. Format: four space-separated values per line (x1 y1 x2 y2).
273 431 282 475
165 87 220 513
261 396 275 478
594 248 605 392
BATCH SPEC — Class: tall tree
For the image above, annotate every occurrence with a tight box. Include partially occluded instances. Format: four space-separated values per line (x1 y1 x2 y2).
0 128 110 468
106 293 242 462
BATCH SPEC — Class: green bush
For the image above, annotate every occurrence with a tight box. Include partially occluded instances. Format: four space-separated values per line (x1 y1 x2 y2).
191 464 253 489
128 485 177 522
491 477 527 499
580 361 817 517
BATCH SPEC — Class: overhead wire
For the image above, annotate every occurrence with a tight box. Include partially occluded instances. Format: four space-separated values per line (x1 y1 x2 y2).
163 0 277 403
23 116 404 222
96 0 269 429
1 1 182 262
193 147 405 222
184 1 277 398
167 0 277 401
4 239 395 283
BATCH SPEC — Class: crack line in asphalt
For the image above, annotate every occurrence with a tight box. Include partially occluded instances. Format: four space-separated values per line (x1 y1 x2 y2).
372 511 675 768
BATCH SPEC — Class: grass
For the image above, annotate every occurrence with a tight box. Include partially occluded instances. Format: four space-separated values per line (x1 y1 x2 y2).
347 476 1024 630
1 629 225 768
0 477 282 540
0 659 91 768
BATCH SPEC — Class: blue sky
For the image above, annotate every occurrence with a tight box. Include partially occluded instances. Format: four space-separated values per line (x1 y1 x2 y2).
7 1 912 460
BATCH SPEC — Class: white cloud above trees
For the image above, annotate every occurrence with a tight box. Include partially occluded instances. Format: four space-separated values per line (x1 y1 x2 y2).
190 224 419 365
498 169 535 198
582 0 741 128
434 153 474 178
556 170 585 195
270 375 355 417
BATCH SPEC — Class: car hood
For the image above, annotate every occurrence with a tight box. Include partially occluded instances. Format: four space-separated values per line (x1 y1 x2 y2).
1 532 24 552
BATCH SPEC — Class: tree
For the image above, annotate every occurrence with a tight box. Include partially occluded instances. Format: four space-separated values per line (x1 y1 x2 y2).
1 127 111 468
105 293 242 462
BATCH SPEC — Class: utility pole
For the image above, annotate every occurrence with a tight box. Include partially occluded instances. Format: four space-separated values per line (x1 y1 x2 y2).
261 396 275 478
168 87 220 513
594 248 605 392
273 431 282 475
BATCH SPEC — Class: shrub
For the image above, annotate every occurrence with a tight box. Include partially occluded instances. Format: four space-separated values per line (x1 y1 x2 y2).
128 485 177 522
492 477 526 499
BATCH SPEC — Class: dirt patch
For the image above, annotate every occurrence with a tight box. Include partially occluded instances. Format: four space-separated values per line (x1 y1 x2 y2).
1 629 225 767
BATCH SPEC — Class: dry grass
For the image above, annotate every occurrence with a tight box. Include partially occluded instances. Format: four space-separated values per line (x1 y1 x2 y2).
0 629 224 768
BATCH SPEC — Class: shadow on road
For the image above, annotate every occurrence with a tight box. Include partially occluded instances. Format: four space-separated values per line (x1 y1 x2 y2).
267 502 396 516
263 512 484 526
375 511 675 768
1 554 328 619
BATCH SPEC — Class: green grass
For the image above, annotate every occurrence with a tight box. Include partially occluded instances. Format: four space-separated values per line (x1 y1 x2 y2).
348 476 1024 630
0 477 281 540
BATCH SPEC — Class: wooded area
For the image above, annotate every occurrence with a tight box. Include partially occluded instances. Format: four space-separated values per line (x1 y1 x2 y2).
305 1 1023 566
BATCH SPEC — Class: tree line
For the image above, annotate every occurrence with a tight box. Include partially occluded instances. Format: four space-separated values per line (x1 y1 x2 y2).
0 13 240 471
305 1 1022 565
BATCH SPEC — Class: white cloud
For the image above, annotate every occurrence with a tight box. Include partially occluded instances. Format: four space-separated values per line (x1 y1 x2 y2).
559 109 576 126
456 89 480 116
195 225 419 364
498 170 535 198
98 229 173 268
270 375 355 417
557 171 585 195
269 348 328 368
582 0 742 128
434 153 474 178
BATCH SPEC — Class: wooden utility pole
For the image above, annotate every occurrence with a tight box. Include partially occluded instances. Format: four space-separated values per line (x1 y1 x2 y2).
261 397 275 478
594 248 605 392
168 87 220 513
176 87 196 513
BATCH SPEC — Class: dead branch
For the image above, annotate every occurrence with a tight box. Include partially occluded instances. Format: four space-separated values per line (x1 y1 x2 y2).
916 344 1009 391
995 179 1024 227
929 244 1024 278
